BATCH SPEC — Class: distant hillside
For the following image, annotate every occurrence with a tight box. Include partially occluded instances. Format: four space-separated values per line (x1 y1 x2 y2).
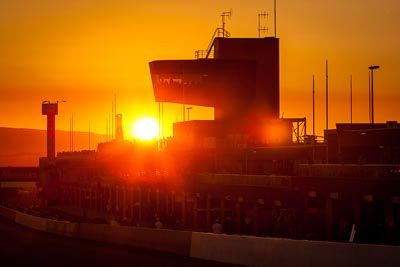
0 127 107 167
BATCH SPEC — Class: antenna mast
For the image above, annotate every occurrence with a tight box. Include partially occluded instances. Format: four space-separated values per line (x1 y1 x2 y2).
258 12 268 38
221 9 232 37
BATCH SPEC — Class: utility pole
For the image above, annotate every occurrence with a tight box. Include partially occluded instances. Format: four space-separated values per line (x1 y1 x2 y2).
274 0 277 37
369 65 380 124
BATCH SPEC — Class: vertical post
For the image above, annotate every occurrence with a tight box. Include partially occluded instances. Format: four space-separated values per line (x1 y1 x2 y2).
368 71 371 123
47 114 55 159
312 75 315 138
187 107 192 121
123 187 127 219
221 198 225 228
182 70 185 122
368 66 380 124
182 192 186 226
206 194 211 231
274 0 277 38
325 196 333 240
89 122 91 150
371 70 374 124
70 117 72 151
350 75 353 124
193 195 198 229
138 188 142 222
162 102 164 138
325 60 328 130
70 113 73 152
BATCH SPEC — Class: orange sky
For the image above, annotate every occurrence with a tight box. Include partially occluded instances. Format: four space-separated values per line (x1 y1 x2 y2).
0 0 399 138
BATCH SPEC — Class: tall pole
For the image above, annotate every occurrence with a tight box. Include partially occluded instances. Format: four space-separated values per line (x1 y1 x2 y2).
114 94 116 140
162 102 164 138
325 60 329 164
70 117 72 151
182 70 185 122
368 71 371 123
274 0 277 38
111 102 114 140
312 74 315 138
158 102 161 140
371 70 374 124
350 75 353 124
312 75 316 162
325 60 328 130
369 65 380 124
89 122 91 150
71 113 74 151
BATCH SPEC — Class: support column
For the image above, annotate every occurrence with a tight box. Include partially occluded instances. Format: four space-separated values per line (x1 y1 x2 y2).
123 186 127 219
206 194 211 230
220 198 225 227
130 186 134 222
325 197 333 240
254 204 259 236
193 195 198 229
236 200 241 234
166 191 170 217
138 187 142 222
156 189 160 213
182 192 186 226
115 185 119 217
352 196 362 242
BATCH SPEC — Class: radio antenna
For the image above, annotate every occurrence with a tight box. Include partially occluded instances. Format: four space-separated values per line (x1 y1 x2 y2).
258 12 268 38
221 9 232 37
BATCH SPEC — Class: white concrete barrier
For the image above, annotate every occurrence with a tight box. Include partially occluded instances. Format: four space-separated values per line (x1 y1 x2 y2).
190 232 400 267
15 211 47 232
125 227 191 255
46 219 79 237
78 223 192 255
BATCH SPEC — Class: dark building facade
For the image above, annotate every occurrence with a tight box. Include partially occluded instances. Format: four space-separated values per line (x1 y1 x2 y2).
150 37 280 143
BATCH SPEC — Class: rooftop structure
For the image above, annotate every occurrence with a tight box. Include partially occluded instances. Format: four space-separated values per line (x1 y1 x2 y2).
149 37 280 142
42 101 59 160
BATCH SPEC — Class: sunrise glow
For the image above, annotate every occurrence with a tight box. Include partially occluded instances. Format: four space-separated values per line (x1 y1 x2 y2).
132 117 159 140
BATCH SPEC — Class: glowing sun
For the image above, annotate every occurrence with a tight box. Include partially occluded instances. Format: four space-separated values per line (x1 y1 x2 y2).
132 117 159 140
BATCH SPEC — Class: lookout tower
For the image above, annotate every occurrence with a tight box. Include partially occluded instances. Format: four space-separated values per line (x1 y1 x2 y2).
42 101 59 159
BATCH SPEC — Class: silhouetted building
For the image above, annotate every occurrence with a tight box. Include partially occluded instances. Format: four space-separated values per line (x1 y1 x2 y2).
150 37 280 143
42 101 58 159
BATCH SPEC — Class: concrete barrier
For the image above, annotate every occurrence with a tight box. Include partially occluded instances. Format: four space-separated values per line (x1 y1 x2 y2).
190 232 400 267
78 223 109 242
15 211 47 231
46 219 79 237
78 223 192 256
125 227 191 255
2 205 399 267
0 206 16 221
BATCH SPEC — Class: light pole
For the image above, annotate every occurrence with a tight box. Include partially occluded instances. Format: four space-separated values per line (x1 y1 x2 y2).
186 107 193 121
369 65 380 124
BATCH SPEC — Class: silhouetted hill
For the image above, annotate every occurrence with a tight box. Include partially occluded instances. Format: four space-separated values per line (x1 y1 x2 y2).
0 127 107 167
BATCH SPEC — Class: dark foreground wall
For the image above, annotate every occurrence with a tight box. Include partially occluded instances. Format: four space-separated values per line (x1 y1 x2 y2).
1 206 399 267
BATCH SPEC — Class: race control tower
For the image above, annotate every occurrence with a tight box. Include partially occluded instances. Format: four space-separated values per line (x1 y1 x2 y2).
42 101 59 159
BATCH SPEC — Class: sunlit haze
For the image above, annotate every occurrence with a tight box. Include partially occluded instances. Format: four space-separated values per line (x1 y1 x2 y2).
132 117 159 140
0 0 399 138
